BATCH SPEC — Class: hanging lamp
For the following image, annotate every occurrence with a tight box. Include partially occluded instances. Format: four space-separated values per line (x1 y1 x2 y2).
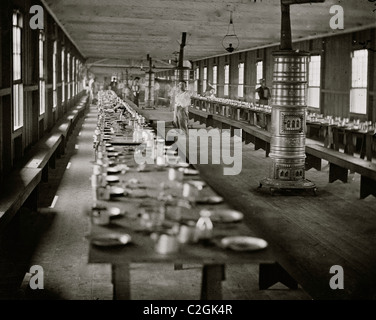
222 11 239 53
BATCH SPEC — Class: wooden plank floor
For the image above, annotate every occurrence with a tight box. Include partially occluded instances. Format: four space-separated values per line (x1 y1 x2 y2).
137 105 376 300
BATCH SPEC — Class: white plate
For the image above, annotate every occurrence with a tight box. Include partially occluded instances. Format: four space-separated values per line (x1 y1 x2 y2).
107 167 121 174
107 152 119 157
187 180 206 190
221 236 268 251
110 186 125 196
196 196 224 204
91 233 131 247
210 209 244 223
183 168 199 175
106 147 115 152
108 207 123 217
106 175 120 183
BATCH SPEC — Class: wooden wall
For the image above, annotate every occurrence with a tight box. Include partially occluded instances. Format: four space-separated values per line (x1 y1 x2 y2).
192 27 376 123
0 0 85 182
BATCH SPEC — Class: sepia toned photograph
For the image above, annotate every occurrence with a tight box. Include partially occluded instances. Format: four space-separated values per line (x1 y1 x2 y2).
0 0 375 306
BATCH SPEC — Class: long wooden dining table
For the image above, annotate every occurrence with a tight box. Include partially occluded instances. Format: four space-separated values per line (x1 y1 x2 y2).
86 103 277 300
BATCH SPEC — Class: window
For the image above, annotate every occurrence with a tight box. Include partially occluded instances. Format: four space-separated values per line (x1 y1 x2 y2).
212 66 217 94
307 55 321 108
238 62 244 98
194 67 199 92
12 11 23 130
350 49 368 114
72 56 75 97
39 31 45 115
62 48 65 102
75 59 79 95
255 61 263 99
53 41 57 108
224 64 230 96
203 67 207 93
67 53 71 99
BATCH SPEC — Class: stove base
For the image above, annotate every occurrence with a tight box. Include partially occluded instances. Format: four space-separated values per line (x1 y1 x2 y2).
259 178 317 196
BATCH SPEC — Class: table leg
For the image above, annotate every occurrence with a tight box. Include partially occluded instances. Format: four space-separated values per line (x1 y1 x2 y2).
200 264 224 300
366 133 373 161
112 264 131 300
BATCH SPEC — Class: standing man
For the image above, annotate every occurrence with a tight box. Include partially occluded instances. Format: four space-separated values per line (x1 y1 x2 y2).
255 78 271 129
132 77 140 106
174 81 192 134
255 78 271 106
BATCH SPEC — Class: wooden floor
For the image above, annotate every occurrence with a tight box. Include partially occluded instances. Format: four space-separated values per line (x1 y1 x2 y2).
136 103 376 300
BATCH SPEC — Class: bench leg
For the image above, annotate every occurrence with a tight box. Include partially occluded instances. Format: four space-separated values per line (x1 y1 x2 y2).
305 154 322 171
255 137 268 157
360 176 376 199
329 163 348 183
112 264 131 300
174 264 183 270
23 185 39 212
259 262 298 290
245 133 255 145
206 116 213 128
266 143 270 158
200 264 224 300
42 166 49 183
49 153 56 170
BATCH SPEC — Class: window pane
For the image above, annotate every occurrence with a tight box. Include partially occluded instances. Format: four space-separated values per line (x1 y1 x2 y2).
203 67 207 93
307 87 320 108
308 56 321 87
224 65 229 96
256 61 263 87
350 88 367 114
351 50 368 88
40 80 45 115
212 66 217 93
13 84 24 129
238 63 244 98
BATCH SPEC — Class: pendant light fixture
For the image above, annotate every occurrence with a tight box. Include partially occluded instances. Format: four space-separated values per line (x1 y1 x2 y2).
222 10 239 53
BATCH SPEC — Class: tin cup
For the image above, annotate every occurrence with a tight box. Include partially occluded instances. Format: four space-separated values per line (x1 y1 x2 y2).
91 207 110 226
153 233 179 254
178 222 196 244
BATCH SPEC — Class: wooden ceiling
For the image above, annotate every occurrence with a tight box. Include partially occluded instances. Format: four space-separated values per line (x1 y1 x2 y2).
43 0 376 75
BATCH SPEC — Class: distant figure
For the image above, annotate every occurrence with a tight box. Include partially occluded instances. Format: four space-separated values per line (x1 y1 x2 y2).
204 82 216 99
174 81 192 134
255 79 271 106
88 76 95 103
132 77 140 106
154 79 160 107
123 83 131 100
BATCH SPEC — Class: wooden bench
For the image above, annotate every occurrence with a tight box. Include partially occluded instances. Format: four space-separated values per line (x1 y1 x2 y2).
188 107 213 127
24 133 63 182
305 143 376 199
211 114 272 156
0 168 42 235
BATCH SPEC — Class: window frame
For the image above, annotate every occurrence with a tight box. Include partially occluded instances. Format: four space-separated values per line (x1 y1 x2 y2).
238 62 244 98
61 48 65 103
194 67 199 93
255 60 263 100
307 55 321 109
212 65 217 95
12 10 23 131
67 52 71 100
224 64 230 96
203 66 207 93
350 49 368 115
39 30 46 115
